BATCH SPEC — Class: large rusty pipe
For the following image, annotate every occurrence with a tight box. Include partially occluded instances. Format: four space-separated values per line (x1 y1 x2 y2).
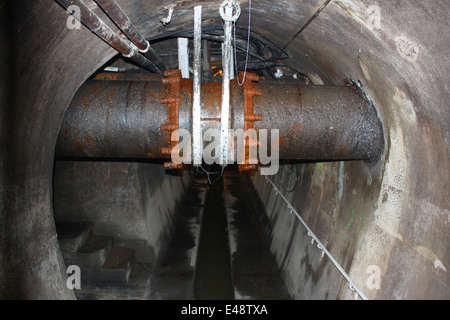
94 0 166 73
56 0 163 74
56 79 170 158
252 83 384 161
56 76 384 162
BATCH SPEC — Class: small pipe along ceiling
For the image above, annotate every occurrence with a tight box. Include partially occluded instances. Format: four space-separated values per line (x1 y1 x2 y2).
0 0 448 299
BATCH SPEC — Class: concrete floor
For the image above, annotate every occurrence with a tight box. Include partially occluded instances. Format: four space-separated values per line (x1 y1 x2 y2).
55 165 290 300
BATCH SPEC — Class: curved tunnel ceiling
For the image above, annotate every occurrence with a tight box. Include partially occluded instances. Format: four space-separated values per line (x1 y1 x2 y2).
0 0 448 300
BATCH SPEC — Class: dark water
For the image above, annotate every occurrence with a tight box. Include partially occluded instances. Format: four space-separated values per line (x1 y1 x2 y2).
194 172 234 300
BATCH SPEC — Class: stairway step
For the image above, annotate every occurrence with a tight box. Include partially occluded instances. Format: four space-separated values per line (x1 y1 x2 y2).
56 221 93 253
103 246 136 270
79 234 114 254
75 246 136 289
63 234 114 268
75 267 132 289
128 262 153 287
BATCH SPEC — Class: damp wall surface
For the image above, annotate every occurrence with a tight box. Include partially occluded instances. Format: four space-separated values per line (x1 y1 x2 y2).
0 0 449 299
250 159 448 300
245 0 450 300
53 161 190 263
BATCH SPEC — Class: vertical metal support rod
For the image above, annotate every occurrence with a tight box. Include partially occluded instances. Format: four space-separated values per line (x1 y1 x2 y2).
178 38 189 79
192 5 203 166
220 4 233 166
221 43 234 81
230 44 235 81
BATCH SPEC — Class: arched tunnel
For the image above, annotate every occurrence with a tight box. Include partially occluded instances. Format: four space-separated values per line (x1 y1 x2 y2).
0 0 448 300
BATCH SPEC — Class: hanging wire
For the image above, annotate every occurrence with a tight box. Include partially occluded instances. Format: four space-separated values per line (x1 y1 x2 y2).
234 0 252 85
196 165 225 185
282 0 332 50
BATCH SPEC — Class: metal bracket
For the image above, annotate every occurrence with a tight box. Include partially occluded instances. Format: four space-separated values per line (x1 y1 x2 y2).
239 71 263 171
160 69 182 169
220 3 239 166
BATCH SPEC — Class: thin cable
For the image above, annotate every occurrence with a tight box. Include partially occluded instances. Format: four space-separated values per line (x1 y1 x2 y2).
234 0 252 85
196 165 225 184
282 0 332 50
264 174 369 300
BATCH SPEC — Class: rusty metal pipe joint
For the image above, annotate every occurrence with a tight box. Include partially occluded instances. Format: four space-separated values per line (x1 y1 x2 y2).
56 71 384 166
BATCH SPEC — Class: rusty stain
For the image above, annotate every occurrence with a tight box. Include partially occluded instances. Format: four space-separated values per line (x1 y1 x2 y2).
287 123 303 152
88 82 103 96
92 72 161 82
201 117 222 122
85 137 91 144
76 140 83 151
93 73 118 81
160 69 183 169
201 82 222 117
106 89 115 108
239 71 263 171
290 123 302 132
83 97 88 108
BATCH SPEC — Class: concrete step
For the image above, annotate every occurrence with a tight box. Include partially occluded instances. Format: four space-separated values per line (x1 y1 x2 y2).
76 246 153 290
128 262 153 287
56 221 154 298
100 245 135 286
55 221 94 253
64 234 114 269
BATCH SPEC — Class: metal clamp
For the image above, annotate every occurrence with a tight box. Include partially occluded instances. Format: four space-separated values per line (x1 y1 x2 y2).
160 69 182 169
219 0 241 22
238 71 263 171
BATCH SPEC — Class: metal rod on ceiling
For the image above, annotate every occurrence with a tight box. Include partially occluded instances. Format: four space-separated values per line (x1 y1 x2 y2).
94 0 166 73
56 0 163 73
282 0 332 50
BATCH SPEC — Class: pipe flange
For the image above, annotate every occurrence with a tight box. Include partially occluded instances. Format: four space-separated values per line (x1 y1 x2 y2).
238 71 263 171
160 69 183 169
